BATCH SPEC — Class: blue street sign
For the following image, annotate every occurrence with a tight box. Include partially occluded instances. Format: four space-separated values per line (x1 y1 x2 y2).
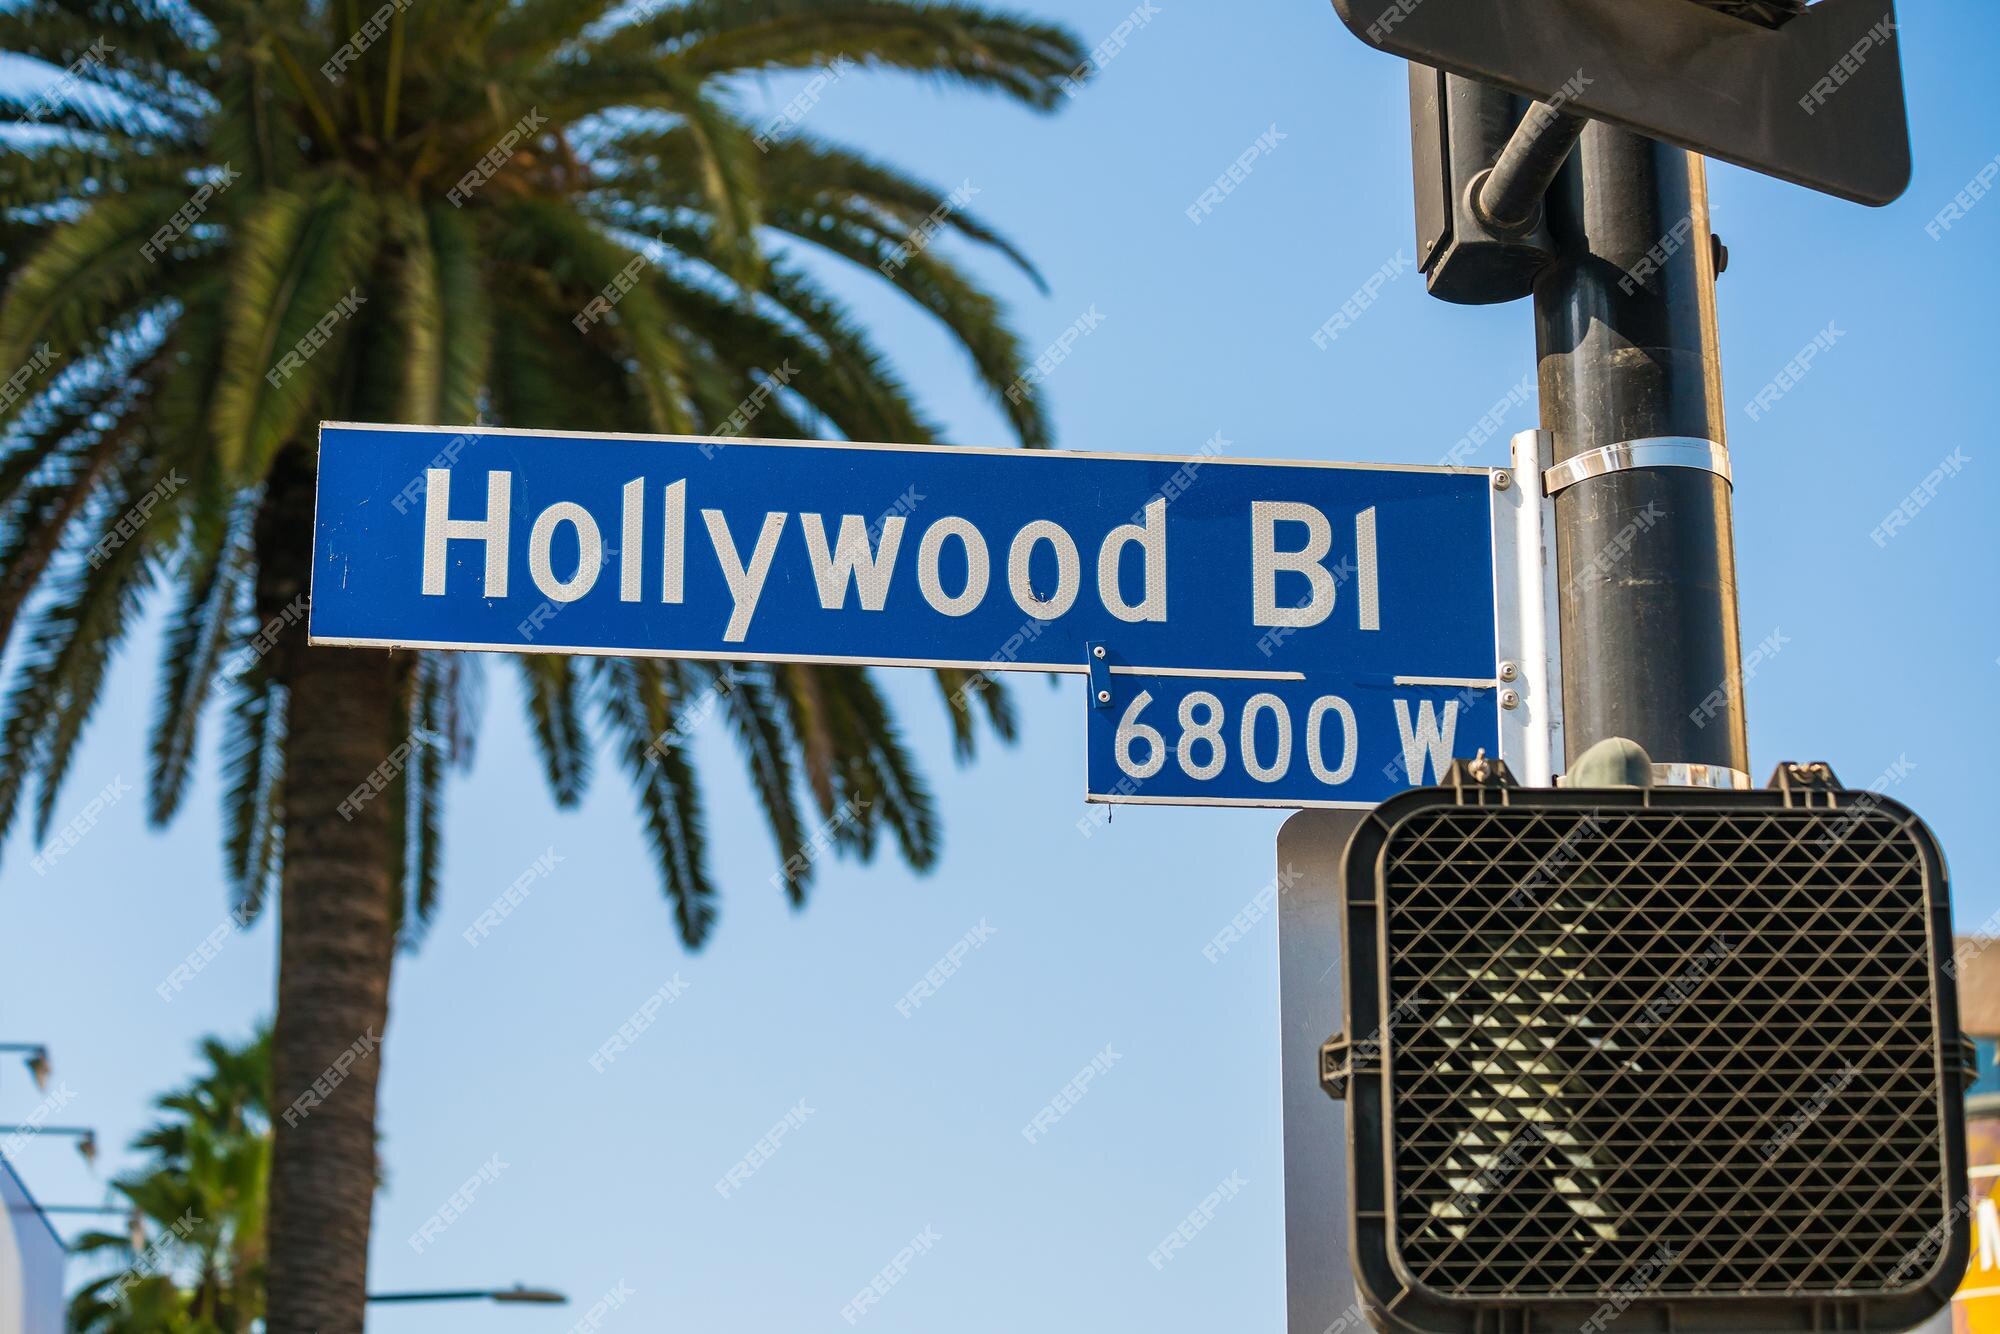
311 423 1513 806
1085 668 1501 809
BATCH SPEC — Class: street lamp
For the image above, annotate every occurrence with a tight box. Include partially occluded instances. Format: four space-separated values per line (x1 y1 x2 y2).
36 1203 145 1249
367 1286 568 1306
0 1125 96 1166
0 1043 51 1091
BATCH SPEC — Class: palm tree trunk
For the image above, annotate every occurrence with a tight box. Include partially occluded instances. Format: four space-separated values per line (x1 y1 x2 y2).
257 445 406 1334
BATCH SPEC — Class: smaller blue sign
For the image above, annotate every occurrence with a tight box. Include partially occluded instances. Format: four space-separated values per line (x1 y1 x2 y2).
1084 667 1501 809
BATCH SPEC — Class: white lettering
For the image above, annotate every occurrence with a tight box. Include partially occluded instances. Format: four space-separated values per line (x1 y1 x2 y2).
703 510 788 642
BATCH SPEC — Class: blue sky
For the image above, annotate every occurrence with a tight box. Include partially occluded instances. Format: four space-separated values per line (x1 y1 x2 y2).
3 2 1998 1329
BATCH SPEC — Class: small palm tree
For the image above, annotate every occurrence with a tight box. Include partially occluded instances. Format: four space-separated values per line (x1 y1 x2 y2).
0 3 1082 1329
68 1028 271 1334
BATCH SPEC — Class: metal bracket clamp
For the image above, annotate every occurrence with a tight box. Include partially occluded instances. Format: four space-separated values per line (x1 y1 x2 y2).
1086 642 1112 710
1542 436 1732 496
1653 762 1752 790
1555 761 1754 790
1319 1034 1353 1101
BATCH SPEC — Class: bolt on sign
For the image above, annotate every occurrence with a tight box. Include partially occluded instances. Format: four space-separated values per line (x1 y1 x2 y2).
312 423 1532 807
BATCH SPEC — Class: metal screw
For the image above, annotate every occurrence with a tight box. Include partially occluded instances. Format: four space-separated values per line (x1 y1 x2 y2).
1493 470 1513 491
1096 689 1111 704
1498 661 1519 682
1499 689 1521 710
1092 645 1105 659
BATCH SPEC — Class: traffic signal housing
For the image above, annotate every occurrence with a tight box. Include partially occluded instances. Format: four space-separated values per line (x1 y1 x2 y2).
1324 759 1969 1334
1328 0 1911 205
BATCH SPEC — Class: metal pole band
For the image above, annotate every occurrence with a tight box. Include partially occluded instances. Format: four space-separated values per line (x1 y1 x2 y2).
1652 762 1751 790
1542 436 1731 496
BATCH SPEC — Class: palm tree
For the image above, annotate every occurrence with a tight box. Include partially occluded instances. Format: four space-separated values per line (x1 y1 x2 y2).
68 1027 270 1333
0 4 1082 1328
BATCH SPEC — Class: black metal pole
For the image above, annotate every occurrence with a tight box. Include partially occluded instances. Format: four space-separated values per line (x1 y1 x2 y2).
1534 125 1749 777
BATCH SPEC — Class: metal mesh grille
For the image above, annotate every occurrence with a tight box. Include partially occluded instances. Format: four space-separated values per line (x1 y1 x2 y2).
1380 805 1945 1301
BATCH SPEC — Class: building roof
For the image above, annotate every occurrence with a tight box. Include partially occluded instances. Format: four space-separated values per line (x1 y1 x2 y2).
1958 937 2000 1038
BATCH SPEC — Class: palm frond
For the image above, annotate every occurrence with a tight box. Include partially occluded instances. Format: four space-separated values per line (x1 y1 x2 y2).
207 180 381 478
220 669 286 923
147 494 250 825
517 653 591 806
608 0 1086 111
594 656 718 947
